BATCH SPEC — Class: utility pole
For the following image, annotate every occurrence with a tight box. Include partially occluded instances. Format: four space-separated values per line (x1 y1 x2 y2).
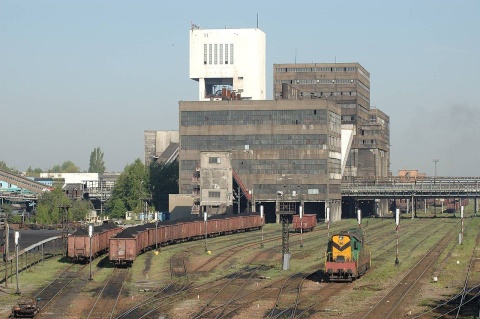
204 211 208 253
88 224 93 280
14 231 20 294
1 214 9 288
60 205 70 256
433 159 439 217
395 209 400 266
260 205 264 248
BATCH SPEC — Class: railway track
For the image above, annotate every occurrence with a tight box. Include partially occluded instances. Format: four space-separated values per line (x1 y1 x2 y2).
192 265 262 318
116 219 390 318
35 263 87 317
114 222 324 318
5 217 478 319
361 230 457 319
85 267 129 319
411 220 480 318
266 272 311 319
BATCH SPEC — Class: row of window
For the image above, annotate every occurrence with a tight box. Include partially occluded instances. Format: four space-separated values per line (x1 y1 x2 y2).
275 67 357 73
208 157 221 164
232 159 328 175
235 158 327 165
342 115 356 122
354 139 377 145
181 109 329 126
204 43 234 65
208 191 220 198
275 79 356 85
181 134 331 151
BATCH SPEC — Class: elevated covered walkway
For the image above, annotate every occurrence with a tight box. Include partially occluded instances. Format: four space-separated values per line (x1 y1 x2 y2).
0 169 50 194
341 177 480 199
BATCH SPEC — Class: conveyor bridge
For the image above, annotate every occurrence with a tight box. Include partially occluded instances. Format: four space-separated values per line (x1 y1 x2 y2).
341 177 480 199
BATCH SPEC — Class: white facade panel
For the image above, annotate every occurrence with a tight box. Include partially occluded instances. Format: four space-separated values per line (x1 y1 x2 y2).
40 173 99 184
189 28 266 101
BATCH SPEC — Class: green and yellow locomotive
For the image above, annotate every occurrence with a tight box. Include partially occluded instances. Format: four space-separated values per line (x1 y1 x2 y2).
325 228 371 282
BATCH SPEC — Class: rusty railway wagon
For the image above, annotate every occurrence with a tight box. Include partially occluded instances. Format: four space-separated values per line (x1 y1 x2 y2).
109 213 263 266
68 223 123 262
325 228 371 282
292 214 317 232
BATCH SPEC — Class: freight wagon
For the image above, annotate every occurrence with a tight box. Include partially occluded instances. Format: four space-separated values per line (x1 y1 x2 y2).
292 214 317 232
68 223 123 262
109 213 263 266
325 228 371 282
446 198 469 213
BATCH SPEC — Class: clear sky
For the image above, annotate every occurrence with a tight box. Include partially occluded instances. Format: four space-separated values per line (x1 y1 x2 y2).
1 1 479 176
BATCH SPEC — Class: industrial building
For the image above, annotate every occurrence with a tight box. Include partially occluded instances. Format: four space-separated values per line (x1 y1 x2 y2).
273 63 390 180
273 63 390 216
148 28 392 221
179 98 343 222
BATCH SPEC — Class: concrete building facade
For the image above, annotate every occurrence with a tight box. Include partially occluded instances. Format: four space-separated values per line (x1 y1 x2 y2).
189 26 266 101
179 99 343 221
144 130 179 167
273 63 390 180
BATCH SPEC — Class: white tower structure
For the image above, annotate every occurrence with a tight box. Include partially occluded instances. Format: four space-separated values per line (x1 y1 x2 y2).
189 26 266 101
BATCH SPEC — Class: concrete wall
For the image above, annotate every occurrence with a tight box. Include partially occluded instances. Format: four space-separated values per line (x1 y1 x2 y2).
144 130 179 166
169 194 194 219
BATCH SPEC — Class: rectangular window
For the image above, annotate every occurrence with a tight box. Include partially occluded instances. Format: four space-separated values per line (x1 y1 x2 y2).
214 44 218 64
203 44 207 64
219 44 223 64
209 157 221 164
225 44 228 64
208 44 212 64
209 191 220 198
230 44 234 64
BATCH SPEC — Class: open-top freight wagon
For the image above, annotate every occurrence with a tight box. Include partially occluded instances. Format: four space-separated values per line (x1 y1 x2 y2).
109 213 263 266
68 223 123 262
292 214 317 232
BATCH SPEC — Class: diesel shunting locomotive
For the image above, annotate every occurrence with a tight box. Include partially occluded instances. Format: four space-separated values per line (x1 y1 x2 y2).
325 228 371 282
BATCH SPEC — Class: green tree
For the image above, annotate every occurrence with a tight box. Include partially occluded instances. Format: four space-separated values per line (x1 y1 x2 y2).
106 159 148 218
88 147 106 174
48 161 80 173
150 161 179 211
70 200 94 222
26 166 43 177
108 198 128 219
35 188 70 224
61 160 80 173
0 161 19 174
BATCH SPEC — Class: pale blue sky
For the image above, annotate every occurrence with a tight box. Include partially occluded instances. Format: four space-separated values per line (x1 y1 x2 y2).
1 1 479 176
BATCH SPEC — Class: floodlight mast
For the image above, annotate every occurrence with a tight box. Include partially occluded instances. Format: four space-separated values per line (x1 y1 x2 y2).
14 231 20 295
260 205 264 248
89 224 93 281
395 209 400 266
299 206 303 248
